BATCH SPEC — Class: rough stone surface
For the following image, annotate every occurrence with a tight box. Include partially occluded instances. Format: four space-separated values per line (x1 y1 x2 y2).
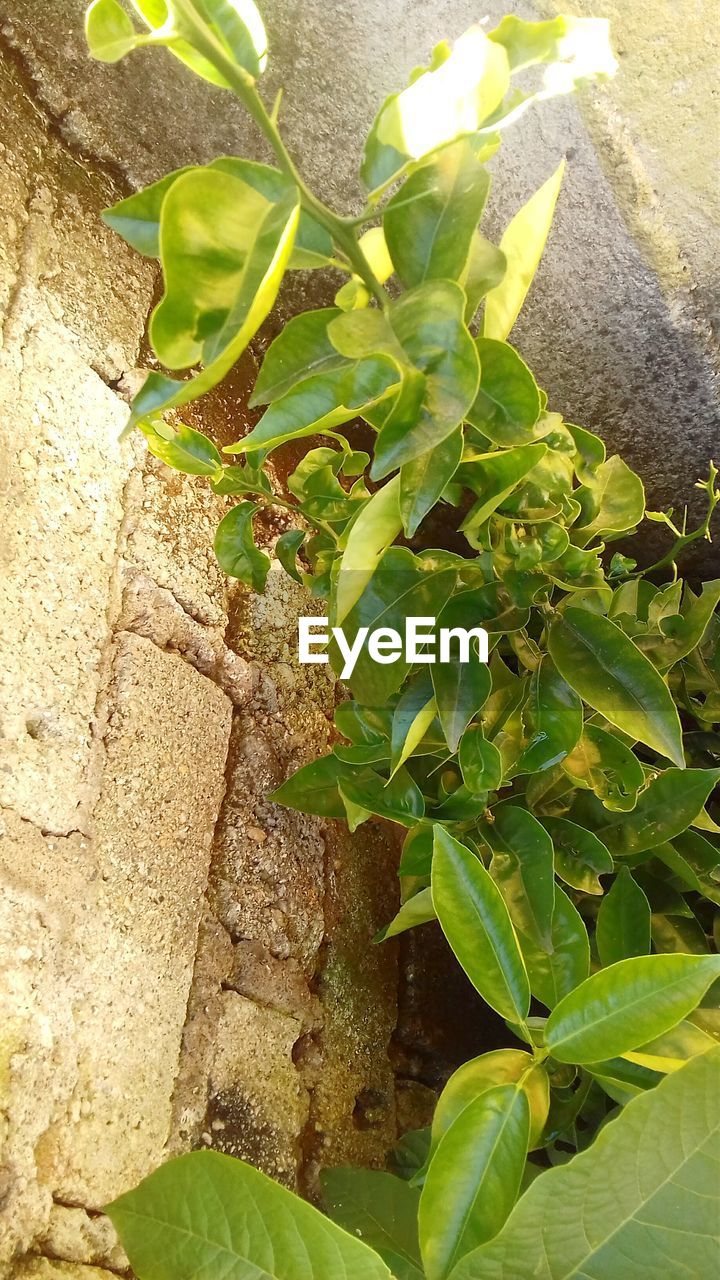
206 992 308 1189
11 1263 118 1280
46 634 232 1209
37 1208 125 1274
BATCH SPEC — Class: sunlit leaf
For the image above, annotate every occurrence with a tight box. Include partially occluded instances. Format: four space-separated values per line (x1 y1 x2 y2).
483 161 565 341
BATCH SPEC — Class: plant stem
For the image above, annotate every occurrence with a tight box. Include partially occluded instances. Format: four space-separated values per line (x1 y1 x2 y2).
167 3 387 305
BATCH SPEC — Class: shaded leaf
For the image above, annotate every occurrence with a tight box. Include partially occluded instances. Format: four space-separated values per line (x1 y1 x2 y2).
595 867 651 966
214 501 270 591
322 1168 422 1280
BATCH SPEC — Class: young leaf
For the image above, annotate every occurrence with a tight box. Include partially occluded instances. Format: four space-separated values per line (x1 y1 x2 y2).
374 886 436 943
86 0 146 62
518 884 589 1009
336 475 402 625
419 1085 530 1280
362 27 510 193
483 161 565 342
383 139 491 288
106 1148 392 1280
573 455 645 545
322 1168 423 1280
431 826 530 1023
459 442 548 534
140 420 222 476
548 608 685 767
450 1048 720 1280
129 0 268 86
466 341 542 448
544 954 720 1064
486 805 555 952
595 867 651 966
214 501 270 591
542 816 613 895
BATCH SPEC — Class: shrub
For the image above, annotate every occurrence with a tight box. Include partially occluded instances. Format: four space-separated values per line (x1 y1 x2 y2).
85 2 720 1276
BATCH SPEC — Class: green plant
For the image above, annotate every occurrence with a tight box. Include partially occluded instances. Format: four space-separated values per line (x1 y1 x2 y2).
85 2 720 1276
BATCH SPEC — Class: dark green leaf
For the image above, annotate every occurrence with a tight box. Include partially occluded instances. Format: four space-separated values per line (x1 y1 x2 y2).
140 419 222 475
595 867 651 965
400 428 463 538
459 442 548 534
594 768 720 857
322 1168 422 1280
251 308 344 405
270 754 352 818
341 767 425 828
459 726 503 795
431 593 492 752
431 826 530 1023
548 608 685 767
514 658 582 776
275 529 305 582
214 501 270 591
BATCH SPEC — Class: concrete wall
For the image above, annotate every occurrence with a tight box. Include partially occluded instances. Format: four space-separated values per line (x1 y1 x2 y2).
0 0 718 1275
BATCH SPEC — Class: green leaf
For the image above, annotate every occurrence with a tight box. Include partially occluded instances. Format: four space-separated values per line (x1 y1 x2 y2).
431 826 530 1023
362 27 510 194
322 1168 422 1280
544 954 720 1063
459 442 547 534
336 476 402 625
595 867 651 966
486 805 555 952
251 308 344 405
419 1085 530 1280
449 1048 720 1280
86 0 146 62
101 166 196 255
340 767 425 829
390 671 438 775
542 816 613 895
399 826 435 878
459 726 503 795
642 579 720 670
400 428 463 538
514 658 582 776
214 501 270 591
235 357 399 455
372 282 480 477
139 419 222 475
489 14 616 82
561 724 645 811
483 161 565 341
270 754 351 819
130 177 298 427
431 593 492 752
374 887 436 943
338 548 456 704
129 0 268 85
106 1148 392 1280
573 455 645 545
518 884 589 1009
623 1019 717 1074
383 140 491 288
461 234 507 323
275 529 305 583
593 768 720 857
548 608 685 767
466 341 542 448
432 1051 549 1153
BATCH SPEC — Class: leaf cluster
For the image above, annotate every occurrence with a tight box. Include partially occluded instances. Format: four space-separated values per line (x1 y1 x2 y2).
85 3 720 1277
